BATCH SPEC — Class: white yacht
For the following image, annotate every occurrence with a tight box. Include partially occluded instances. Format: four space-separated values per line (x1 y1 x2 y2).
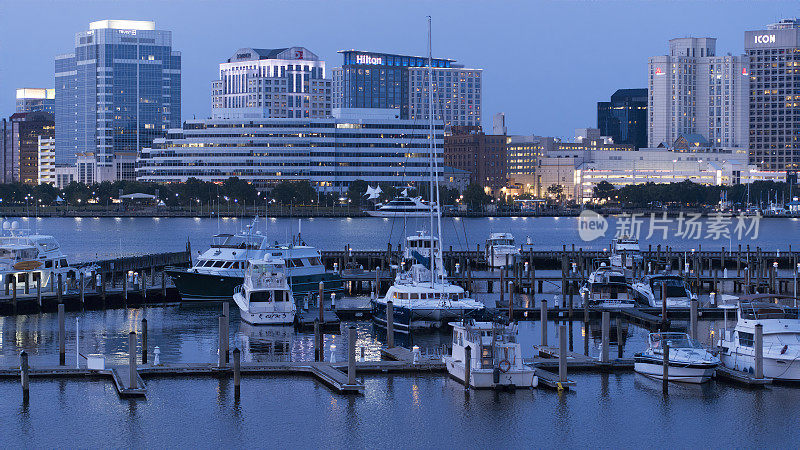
366 195 431 218
485 232 519 268
233 258 296 325
634 332 720 383
0 220 73 291
167 220 342 302
717 297 800 380
372 18 485 332
631 274 695 308
444 320 536 388
609 236 641 270
579 262 637 308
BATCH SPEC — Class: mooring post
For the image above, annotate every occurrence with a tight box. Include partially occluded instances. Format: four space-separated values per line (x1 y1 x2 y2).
24 273 29 295
508 281 514 322
387 300 395 349
58 303 65 365
662 341 670 391
464 345 471 389
347 326 357 386
617 317 624 359
20 350 29 398
233 347 241 393
12 277 17 314
223 301 229 318
755 323 764 379
313 319 321 362
128 331 137 389
161 270 167 298
141 318 148 364
601 311 610 364
57 273 62 304
540 299 548 347
123 271 128 302
218 315 228 368
36 275 41 310
661 282 668 329
318 281 325 324
79 272 85 308
690 298 698 341
559 324 567 383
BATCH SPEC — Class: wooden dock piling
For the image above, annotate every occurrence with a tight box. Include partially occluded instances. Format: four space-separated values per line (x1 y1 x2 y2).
314 319 321 362
559 325 567 383
20 351 29 398
218 315 228 368
690 298 698 340
128 331 137 389
540 299 547 346
387 300 395 348
601 311 610 364
464 345 471 389
58 303 65 365
142 318 148 364
233 347 241 396
347 326 357 386
755 323 764 379
662 341 669 393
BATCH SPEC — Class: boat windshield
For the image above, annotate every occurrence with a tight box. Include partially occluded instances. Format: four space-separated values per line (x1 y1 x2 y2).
490 239 514 246
212 234 264 250
651 333 703 349
652 278 688 298
740 302 795 320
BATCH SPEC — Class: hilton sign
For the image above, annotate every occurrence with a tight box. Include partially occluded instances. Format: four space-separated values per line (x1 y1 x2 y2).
753 34 776 44
356 54 382 65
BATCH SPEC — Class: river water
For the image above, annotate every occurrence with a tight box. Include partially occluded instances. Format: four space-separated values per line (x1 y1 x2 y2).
0 217 798 446
8 215 800 262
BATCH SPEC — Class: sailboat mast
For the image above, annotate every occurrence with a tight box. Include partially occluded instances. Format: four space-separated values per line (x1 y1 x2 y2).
427 15 436 286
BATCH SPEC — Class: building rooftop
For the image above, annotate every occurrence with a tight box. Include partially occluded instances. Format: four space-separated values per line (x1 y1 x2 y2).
89 20 155 31
338 49 456 62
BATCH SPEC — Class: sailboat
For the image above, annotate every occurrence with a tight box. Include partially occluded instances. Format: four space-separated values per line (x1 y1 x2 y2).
371 17 485 333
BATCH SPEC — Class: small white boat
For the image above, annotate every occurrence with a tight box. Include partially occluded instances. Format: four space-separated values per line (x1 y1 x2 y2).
233 258 296 325
609 236 641 271
634 332 719 383
718 296 800 380
579 262 636 308
0 220 75 292
485 232 519 268
443 320 536 388
631 274 695 308
366 195 432 217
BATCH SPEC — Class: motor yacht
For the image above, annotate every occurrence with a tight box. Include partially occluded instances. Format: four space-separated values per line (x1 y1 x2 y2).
609 236 641 271
233 258 296 325
366 195 431 218
634 332 720 383
631 274 695 308
485 232 519 268
717 296 800 380
443 320 536 388
167 220 343 302
579 262 637 308
0 220 74 292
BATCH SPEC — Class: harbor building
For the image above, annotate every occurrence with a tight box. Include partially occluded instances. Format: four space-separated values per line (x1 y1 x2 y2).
534 135 783 202
136 108 443 193
332 50 481 126
55 19 181 178
16 88 55 114
1 112 55 184
597 88 647 149
443 125 505 193
211 47 331 119
745 19 800 170
648 37 749 150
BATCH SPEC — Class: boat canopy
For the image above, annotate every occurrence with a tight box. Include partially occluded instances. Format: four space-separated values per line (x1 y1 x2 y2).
739 301 797 320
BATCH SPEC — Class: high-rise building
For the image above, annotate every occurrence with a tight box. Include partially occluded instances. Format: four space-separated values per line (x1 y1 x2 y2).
55 19 181 180
16 89 55 114
211 47 331 119
443 125 505 193
745 19 800 170
1 112 55 184
332 50 481 126
597 88 647 148
38 136 56 185
648 38 749 149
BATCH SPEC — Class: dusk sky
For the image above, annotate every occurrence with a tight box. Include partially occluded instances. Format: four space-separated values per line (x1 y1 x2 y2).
1 0 797 139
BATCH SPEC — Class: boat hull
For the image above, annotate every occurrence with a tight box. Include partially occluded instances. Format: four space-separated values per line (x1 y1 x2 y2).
371 300 485 332
720 352 800 381
487 250 519 268
443 357 535 388
634 357 717 383
365 210 431 218
167 268 344 302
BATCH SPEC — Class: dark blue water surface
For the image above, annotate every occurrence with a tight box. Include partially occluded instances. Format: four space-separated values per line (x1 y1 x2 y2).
9 215 800 262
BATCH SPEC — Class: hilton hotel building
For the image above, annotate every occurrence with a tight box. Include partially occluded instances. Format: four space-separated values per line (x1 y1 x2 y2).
745 19 800 170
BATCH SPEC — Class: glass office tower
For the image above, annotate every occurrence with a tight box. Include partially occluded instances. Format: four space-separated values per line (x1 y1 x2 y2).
333 50 453 119
55 20 181 173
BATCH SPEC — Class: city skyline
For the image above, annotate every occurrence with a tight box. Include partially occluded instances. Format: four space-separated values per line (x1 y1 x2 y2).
0 0 797 140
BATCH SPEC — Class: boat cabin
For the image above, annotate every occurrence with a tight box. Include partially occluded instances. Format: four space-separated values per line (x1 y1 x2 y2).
451 321 521 371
